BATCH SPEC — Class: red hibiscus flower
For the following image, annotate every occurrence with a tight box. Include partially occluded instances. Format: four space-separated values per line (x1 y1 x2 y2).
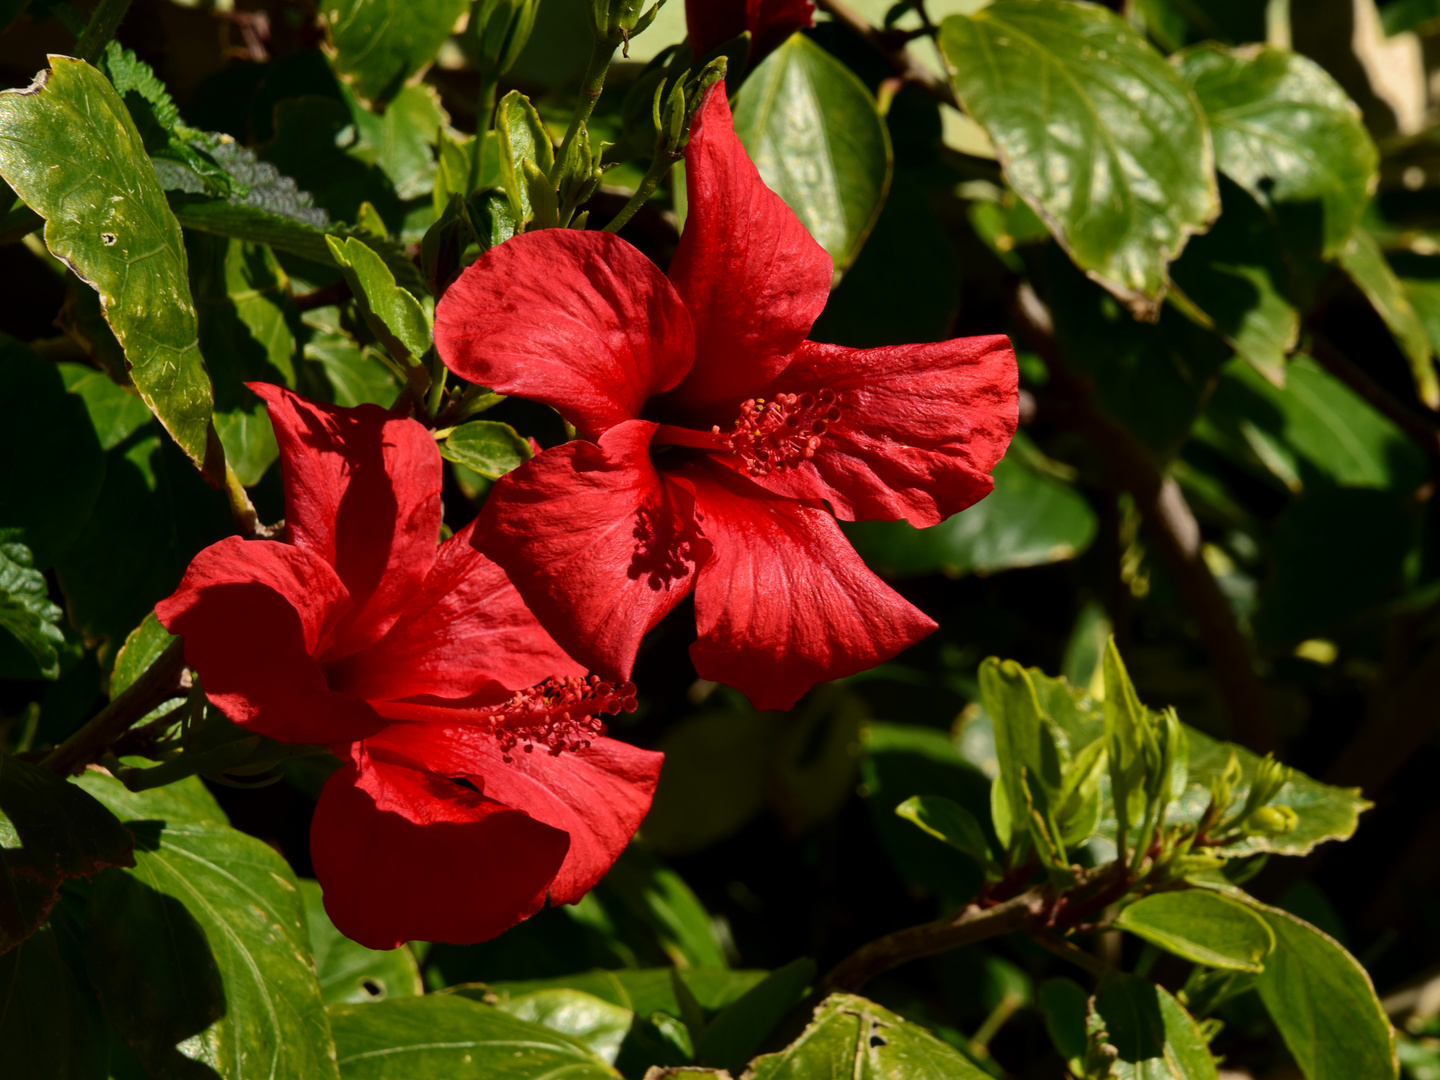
154 385 661 950
687 0 815 62
435 86 1017 712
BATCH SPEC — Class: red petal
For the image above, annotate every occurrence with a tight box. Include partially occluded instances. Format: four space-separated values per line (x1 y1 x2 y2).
155 538 385 744
311 745 568 949
686 464 936 710
324 520 584 704
475 420 710 681
434 231 695 441
744 336 1019 525
368 725 662 906
661 85 831 416
250 385 443 657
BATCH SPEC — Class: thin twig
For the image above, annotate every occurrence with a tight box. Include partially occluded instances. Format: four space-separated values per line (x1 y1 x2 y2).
817 0 960 110
41 637 188 776
822 889 1047 993
1011 283 1279 753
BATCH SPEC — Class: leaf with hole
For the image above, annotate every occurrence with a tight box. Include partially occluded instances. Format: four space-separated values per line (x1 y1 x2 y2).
299 879 422 1007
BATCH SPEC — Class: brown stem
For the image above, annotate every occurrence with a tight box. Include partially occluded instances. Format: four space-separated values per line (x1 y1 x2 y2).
1011 283 1278 753
822 889 1047 993
41 637 188 776
816 0 961 110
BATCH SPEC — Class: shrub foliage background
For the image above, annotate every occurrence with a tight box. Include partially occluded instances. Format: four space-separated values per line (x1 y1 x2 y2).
2 0 1440 1076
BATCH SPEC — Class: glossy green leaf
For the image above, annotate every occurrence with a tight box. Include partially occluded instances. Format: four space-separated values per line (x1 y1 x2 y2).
845 433 1096 579
191 235 298 486
733 33 892 273
698 957 815 1071
326 235 432 362
1193 355 1427 494
0 536 65 681
495 91 555 228
0 340 104 569
0 58 218 477
1115 891 1274 972
299 879 422 1006
1090 971 1218 1079
597 847 727 969
486 968 770 1018
78 772 339 1080
746 993 990 1079
1169 177 1297 382
323 0 470 103
940 2 1217 318
1251 904 1397 1080
1337 229 1437 408
0 916 109 1080
438 420 532 480
0 754 134 953
1175 44 1377 259
495 988 633 1064
895 795 994 868
330 994 620 1078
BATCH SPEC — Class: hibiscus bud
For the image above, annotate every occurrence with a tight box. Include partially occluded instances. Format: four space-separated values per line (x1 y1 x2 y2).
472 0 540 76
591 0 668 49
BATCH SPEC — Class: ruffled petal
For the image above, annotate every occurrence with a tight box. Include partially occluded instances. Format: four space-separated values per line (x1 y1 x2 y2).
311 744 569 950
434 231 695 441
251 385 443 656
324 519 584 704
475 420 710 681
155 537 385 744
741 335 1019 525
686 464 936 710
366 725 662 906
661 86 832 415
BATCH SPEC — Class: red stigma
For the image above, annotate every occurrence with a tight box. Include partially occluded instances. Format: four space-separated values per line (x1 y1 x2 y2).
714 390 841 476
494 675 639 763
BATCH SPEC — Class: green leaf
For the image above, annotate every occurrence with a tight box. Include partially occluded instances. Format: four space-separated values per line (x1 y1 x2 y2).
1090 971 1218 1079
0 535 66 680
298 879 422 1006
330 994 620 1078
493 988 633 1064
1193 355 1428 494
597 847 727 969
981 656 1063 851
191 234 299 486
0 754 134 952
1250 903 1397 1080
843 432 1096 578
733 33 892 273
495 91 555 228
940 3 1218 318
57 362 150 452
1337 229 1437 408
110 612 176 699
746 992 991 1079
326 235 433 362
349 84 447 202
0 339 105 569
1168 177 1298 383
0 916 109 1080
323 0 470 104
485 968 770 1018
1174 43 1377 260
1038 977 1090 1077
697 957 815 1071
0 58 218 478
1114 891 1274 972
438 420 533 480
77 772 339 1080
895 795 995 869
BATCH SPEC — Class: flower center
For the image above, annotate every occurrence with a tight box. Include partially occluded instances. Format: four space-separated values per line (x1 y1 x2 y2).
492 675 638 763
713 390 841 477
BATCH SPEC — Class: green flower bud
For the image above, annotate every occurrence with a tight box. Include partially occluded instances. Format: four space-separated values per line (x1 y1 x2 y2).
472 0 541 76
1244 804 1298 837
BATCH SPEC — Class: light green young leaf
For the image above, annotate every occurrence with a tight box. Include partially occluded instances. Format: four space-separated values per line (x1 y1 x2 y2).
496 91 555 228
979 657 1063 850
323 0 470 104
439 419 533 479
0 57 219 478
895 795 995 870
1056 737 1106 848
745 993 991 1079
1103 638 1151 835
494 988 633 1065
733 33 892 273
1115 891 1274 972
940 2 1218 319
326 235 433 363
1337 229 1437 408
1090 971 1218 1080
1174 43 1377 259
1250 903 1397 1080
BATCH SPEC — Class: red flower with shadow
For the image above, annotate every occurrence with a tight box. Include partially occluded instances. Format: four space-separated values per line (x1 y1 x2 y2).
154 386 661 950
686 0 815 61
435 87 1018 712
